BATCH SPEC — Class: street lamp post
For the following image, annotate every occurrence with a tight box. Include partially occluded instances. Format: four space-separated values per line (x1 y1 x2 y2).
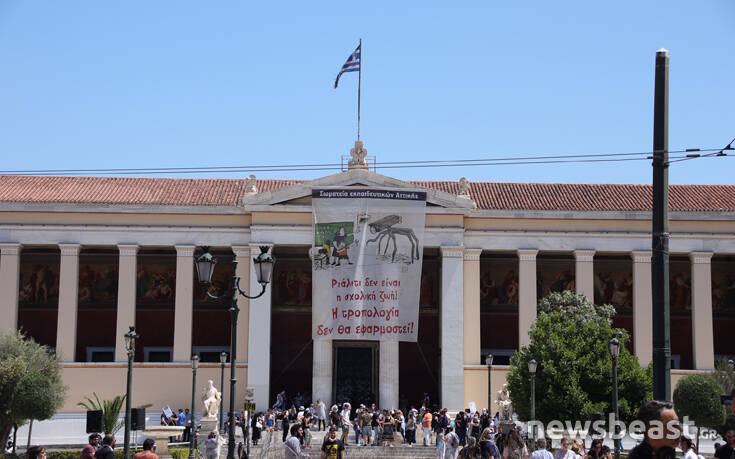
123 326 139 459
486 354 494 413
194 246 275 459
189 355 199 459
609 338 621 459
528 359 537 441
219 351 227 433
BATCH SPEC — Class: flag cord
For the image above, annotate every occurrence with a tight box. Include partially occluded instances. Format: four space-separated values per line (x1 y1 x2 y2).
357 38 362 141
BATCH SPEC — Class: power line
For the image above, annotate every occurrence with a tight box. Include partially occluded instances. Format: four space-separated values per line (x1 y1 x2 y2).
0 146 728 176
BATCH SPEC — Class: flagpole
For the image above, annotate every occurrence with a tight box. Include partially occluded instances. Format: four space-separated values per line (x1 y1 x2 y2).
357 38 362 141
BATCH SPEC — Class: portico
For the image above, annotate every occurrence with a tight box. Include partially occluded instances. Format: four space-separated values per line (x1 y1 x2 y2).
0 172 733 413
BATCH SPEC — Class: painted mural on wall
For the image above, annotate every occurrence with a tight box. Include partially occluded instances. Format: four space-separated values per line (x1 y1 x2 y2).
18 260 59 306
669 260 691 314
78 261 118 306
274 266 312 306
712 260 735 315
311 187 426 342
136 257 176 305
594 260 633 314
480 258 518 311
536 259 575 299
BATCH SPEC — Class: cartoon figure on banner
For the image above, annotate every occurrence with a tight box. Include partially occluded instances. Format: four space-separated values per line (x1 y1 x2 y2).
312 221 357 270
332 226 356 266
366 214 420 264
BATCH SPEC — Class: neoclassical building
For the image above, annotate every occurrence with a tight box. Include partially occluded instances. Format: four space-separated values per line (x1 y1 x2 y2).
0 167 733 413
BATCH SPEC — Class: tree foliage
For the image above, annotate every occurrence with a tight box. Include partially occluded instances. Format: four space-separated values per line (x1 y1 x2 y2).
506 291 651 425
78 393 127 435
674 373 726 450
0 330 67 449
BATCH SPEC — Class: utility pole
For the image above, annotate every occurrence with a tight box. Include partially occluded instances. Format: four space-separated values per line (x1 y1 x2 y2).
652 48 671 401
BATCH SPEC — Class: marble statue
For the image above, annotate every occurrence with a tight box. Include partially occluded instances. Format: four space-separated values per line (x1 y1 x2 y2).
202 380 222 419
244 174 258 194
496 383 513 421
348 140 368 169
458 177 471 198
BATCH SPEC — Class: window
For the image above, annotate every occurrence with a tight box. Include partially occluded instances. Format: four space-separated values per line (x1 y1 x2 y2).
192 346 230 363
144 346 173 362
86 346 114 362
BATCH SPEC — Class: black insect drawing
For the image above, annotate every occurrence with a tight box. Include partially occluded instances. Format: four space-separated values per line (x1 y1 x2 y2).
366 214 420 263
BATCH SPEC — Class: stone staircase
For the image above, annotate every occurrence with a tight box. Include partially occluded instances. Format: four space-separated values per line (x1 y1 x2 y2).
245 427 440 458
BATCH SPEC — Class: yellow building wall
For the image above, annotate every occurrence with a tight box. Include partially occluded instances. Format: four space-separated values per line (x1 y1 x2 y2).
61 363 248 413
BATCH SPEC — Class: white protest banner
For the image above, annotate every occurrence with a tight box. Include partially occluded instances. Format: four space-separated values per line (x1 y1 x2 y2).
311 187 426 342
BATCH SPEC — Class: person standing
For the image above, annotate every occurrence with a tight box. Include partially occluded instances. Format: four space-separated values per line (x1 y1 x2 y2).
321 426 345 459
459 436 482 458
94 435 115 459
479 427 499 459
626 400 681 459
715 430 735 459
530 439 554 459
555 438 576 459
133 439 158 459
81 434 100 459
316 400 327 431
284 424 309 458
359 406 373 446
444 426 460 459
422 409 434 446
405 411 417 447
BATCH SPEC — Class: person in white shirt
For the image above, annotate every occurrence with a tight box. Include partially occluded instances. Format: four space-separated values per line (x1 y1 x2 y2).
555 438 577 459
680 437 699 459
530 439 554 459
339 402 351 444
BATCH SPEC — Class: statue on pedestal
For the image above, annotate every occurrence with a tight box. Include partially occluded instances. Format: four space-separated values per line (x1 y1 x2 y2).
202 380 222 419
496 383 513 422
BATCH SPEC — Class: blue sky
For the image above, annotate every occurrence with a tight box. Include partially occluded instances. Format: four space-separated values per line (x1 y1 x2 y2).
0 1 733 184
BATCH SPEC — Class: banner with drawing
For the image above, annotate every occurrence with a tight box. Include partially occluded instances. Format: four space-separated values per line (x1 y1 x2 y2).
311 187 426 342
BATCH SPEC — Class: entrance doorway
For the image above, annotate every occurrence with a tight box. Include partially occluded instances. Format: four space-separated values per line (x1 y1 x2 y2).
333 342 378 407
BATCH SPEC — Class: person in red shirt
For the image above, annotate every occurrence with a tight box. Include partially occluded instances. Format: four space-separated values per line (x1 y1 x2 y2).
81 434 100 459
133 439 158 459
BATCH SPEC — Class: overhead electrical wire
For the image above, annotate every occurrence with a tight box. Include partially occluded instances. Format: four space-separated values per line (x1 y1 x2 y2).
0 145 729 176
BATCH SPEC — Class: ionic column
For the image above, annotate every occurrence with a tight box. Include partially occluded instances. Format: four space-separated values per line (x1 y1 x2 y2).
463 249 482 365
56 244 81 361
173 245 195 362
0 243 22 333
631 251 652 366
115 245 138 361
440 246 464 411
379 341 399 409
517 249 538 348
247 243 273 411
690 252 715 369
312 341 333 406
232 246 251 365
574 250 596 301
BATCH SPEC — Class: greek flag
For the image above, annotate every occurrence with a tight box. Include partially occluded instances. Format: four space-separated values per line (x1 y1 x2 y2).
334 43 361 88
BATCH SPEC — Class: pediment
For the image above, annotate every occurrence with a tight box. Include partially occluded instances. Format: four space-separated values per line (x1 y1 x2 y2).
241 169 476 210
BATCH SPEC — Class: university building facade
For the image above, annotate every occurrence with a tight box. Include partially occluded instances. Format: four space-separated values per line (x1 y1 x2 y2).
0 169 733 413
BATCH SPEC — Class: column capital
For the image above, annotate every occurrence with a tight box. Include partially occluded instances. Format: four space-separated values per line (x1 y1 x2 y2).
249 243 274 253
631 251 652 263
689 252 713 264
440 246 464 259
517 249 538 261
0 243 22 255
175 245 196 257
232 246 251 258
59 244 81 256
117 244 139 257
463 248 482 261
573 249 595 262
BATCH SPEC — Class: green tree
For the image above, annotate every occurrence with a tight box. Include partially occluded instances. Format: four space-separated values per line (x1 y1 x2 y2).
506 291 651 425
710 359 735 438
0 330 67 448
673 374 726 451
77 393 127 435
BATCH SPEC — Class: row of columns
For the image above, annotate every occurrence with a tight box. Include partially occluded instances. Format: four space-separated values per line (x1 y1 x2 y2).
462 249 716 370
0 243 264 369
